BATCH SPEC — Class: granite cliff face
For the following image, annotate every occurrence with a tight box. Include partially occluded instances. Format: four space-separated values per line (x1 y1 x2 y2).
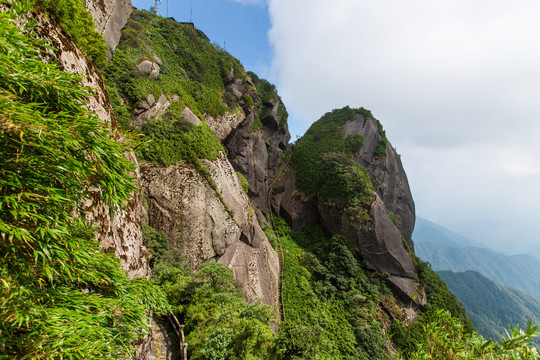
84 0 132 59
140 154 279 307
274 110 423 303
344 114 416 249
224 74 291 212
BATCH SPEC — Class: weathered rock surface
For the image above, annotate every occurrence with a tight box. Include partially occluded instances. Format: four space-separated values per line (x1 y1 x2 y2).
224 79 291 210
140 153 279 308
28 8 150 281
132 94 180 128
344 114 416 250
136 59 160 79
320 195 416 278
85 0 132 59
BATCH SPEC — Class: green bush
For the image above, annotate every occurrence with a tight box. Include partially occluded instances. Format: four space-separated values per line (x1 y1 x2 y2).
236 172 249 193
293 107 374 224
268 218 386 359
35 0 108 68
154 260 276 360
138 103 224 167
105 9 246 122
0 7 169 357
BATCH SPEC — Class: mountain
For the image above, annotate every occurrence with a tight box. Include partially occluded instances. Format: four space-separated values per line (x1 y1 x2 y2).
3 1 538 359
438 270 540 344
414 217 479 248
415 228 540 301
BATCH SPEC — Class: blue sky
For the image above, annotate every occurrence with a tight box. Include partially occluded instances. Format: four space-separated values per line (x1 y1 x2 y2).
130 0 540 259
133 0 273 80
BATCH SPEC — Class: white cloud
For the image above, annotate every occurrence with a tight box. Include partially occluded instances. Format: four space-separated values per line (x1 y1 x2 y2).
267 0 540 256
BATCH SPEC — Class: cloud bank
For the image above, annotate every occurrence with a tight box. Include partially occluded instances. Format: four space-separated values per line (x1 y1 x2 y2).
267 0 540 255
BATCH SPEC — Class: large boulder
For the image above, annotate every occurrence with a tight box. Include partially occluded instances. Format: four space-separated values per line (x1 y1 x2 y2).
85 0 132 59
140 153 280 308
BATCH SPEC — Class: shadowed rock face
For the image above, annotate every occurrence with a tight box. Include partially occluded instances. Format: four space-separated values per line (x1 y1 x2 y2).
344 114 416 249
140 154 279 308
224 77 291 211
320 195 416 278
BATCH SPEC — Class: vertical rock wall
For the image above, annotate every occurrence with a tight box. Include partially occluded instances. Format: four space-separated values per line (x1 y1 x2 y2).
85 0 132 59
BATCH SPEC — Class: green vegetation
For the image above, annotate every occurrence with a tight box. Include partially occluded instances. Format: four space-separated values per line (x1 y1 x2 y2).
439 270 540 345
35 0 108 68
398 309 539 359
267 217 390 359
105 9 246 123
0 6 169 358
138 102 224 167
146 245 277 359
293 107 373 224
236 172 249 194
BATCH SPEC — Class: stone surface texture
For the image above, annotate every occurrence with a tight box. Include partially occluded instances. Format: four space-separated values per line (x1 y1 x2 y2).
140 153 280 308
85 0 132 59
224 77 291 210
344 114 416 249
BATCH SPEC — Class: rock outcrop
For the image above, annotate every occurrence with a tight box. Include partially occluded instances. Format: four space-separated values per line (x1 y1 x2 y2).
141 153 280 307
344 114 416 249
85 0 132 59
273 109 421 301
224 75 291 211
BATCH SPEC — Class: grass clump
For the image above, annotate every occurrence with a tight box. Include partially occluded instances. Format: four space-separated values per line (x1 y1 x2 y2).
237 172 249 194
35 0 108 68
0 5 169 357
137 103 224 167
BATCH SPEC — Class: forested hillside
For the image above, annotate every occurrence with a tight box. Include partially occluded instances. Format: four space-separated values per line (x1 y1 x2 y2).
439 270 540 345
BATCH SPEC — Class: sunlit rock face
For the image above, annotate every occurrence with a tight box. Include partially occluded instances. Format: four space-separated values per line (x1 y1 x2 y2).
85 0 132 59
140 154 280 308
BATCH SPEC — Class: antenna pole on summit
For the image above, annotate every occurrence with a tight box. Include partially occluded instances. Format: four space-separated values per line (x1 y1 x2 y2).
190 0 193 23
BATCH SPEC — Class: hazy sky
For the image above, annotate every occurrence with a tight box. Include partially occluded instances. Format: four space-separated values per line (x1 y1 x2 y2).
135 0 540 258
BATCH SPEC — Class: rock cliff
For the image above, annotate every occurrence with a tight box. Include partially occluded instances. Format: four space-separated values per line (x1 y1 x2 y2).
84 0 132 59
140 154 279 307
275 108 422 303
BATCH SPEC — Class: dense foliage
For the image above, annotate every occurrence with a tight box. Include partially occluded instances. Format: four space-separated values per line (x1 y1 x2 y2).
400 309 539 359
293 107 374 224
34 0 108 68
0 4 169 358
142 227 277 360
105 9 246 124
138 102 224 167
267 217 390 359
439 270 540 345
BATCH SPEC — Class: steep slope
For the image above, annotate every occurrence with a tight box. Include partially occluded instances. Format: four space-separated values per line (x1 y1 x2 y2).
438 270 540 344
105 9 286 310
415 238 540 301
273 107 421 303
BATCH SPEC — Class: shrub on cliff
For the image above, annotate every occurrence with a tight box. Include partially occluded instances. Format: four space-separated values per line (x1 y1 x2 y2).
0 4 168 357
35 0 108 68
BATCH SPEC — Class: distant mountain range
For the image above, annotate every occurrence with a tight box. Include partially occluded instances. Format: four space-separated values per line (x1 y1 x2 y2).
438 270 540 344
414 217 540 301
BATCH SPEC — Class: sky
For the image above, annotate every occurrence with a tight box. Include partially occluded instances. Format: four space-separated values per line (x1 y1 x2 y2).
134 0 540 259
